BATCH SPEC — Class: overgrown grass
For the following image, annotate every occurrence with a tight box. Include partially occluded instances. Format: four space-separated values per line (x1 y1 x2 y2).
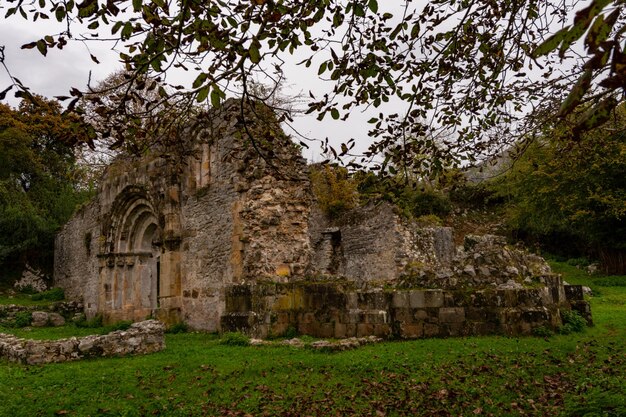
0 262 624 416
0 293 57 306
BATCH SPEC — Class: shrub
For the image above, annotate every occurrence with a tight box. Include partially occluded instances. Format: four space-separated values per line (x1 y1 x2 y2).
310 165 359 218
408 189 452 218
282 326 298 339
532 326 553 338
219 332 250 346
559 310 587 334
75 314 103 328
108 320 133 332
31 287 65 301
12 311 32 328
167 322 189 334
415 214 443 227
18 285 39 295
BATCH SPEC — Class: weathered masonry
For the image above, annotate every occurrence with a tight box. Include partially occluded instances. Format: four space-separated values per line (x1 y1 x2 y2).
55 100 591 337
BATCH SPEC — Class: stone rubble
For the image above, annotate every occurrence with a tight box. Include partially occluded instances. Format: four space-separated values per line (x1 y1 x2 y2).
13 265 48 293
0 320 165 365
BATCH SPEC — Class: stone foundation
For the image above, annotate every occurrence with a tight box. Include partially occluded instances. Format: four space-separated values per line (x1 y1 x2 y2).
0 320 165 365
221 281 590 339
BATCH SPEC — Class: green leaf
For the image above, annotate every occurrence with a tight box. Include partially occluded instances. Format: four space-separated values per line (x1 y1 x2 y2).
249 45 261 64
558 68 592 116
196 86 209 103
36 40 47 56
132 0 142 12
121 22 133 40
532 28 568 58
55 6 66 21
318 61 327 75
354 4 365 18
210 88 222 108
331 108 340 120
192 73 207 89
368 0 378 14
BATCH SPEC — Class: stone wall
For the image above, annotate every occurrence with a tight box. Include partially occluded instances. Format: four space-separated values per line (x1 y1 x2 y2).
221 278 589 339
308 203 455 286
0 320 165 365
54 202 101 317
55 100 312 331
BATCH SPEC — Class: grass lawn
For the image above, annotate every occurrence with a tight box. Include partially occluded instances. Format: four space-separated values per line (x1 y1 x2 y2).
1 261 625 416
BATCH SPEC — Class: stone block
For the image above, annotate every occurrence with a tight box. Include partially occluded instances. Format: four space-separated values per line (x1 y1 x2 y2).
443 322 464 337
48 313 66 327
319 322 335 338
423 291 444 308
564 285 584 301
423 323 440 337
392 292 409 308
334 322 347 339
362 310 388 324
400 322 423 338
373 324 391 338
342 310 361 324
413 309 429 321
346 292 358 309
439 307 465 323
409 291 425 308
31 311 49 327
356 323 374 338
345 323 357 338
393 308 413 322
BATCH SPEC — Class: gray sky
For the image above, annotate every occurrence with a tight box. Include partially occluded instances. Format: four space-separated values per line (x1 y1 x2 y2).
0 11 379 163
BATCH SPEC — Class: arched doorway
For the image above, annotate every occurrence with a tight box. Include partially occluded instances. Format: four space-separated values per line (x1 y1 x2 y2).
100 187 163 320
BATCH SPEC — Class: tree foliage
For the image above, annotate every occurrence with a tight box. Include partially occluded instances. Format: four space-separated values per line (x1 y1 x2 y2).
494 103 626 273
0 97 93 270
2 0 625 173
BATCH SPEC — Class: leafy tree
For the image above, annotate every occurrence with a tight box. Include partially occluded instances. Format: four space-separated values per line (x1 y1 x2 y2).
0 97 93 272
2 0 625 174
494 104 626 273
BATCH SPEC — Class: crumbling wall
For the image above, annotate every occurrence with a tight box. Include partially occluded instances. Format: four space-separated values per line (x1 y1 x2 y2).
221 280 589 339
54 202 101 318
0 320 165 365
308 203 455 285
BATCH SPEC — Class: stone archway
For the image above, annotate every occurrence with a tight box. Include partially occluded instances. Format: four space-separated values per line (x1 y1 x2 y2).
99 187 164 322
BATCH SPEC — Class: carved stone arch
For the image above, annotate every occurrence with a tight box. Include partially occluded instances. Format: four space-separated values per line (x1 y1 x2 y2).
99 185 168 322
104 186 161 254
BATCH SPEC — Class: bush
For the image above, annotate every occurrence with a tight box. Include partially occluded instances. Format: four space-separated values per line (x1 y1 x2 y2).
167 322 189 334
415 214 443 227
559 310 587 334
31 287 65 301
219 332 250 346
310 165 359 218
12 311 32 328
532 326 553 338
108 320 133 332
406 189 451 218
75 314 103 328
449 183 501 208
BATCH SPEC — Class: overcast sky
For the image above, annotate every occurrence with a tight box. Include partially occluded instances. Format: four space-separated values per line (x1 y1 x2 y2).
0 10 384 163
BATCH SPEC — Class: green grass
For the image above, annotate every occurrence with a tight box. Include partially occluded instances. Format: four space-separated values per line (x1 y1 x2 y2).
0 293 57 306
0 261 624 416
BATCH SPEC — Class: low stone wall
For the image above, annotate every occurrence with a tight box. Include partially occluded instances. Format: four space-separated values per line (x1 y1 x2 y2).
0 320 165 365
221 278 590 339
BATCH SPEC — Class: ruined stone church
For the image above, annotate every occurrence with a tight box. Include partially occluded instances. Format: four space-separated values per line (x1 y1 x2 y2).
55 100 590 338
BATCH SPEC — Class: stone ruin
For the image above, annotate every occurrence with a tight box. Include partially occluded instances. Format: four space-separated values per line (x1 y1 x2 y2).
0 320 165 365
54 99 591 339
